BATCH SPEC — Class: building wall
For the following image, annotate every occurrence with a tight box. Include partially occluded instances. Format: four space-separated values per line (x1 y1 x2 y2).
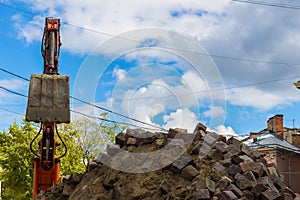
276 151 300 193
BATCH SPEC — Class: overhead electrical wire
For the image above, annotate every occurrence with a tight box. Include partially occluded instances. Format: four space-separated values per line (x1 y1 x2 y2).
1 2 300 66
70 109 164 131
0 82 166 131
0 107 23 115
232 0 300 10
1 66 300 102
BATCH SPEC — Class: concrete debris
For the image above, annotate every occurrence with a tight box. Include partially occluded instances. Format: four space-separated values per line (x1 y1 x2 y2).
35 124 299 200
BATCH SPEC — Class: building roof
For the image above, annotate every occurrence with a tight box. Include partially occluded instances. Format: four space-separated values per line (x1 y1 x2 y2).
244 131 300 154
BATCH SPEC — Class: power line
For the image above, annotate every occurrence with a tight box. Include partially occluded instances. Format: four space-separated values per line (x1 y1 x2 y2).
70 109 164 131
0 68 30 81
0 80 166 131
1 2 300 66
1 66 300 102
0 86 27 98
232 0 300 10
70 96 167 131
0 107 23 115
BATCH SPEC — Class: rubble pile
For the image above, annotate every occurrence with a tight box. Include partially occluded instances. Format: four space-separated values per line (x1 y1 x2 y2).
36 123 299 200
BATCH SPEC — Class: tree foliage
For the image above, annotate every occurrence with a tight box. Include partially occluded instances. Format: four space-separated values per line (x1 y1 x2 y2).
0 116 123 199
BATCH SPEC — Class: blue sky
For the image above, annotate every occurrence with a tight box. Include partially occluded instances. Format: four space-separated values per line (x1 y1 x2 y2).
1 0 300 136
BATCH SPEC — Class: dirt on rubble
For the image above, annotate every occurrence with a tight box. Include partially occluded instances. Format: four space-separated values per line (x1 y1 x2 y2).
35 124 299 200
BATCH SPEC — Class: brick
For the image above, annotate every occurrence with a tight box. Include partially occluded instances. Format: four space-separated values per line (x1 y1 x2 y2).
243 171 256 183
227 137 241 149
206 177 216 193
214 162 226 172
181 165 199 181
168 128 187 138
226 145 241 156
219 191 238 200
251 183 268 197
107 144 121 157
227 164 242 178
127 137 137 145
193 122 207 132
208 149 224 161
227 183 243 198
238 155 253 163
261 189 281 200
242 190 254 200
170 155 192 173
196 189 210 200
126 129 156 145
115 132 126 148
239 162 265 177
234 174 252 190
222 158 232 168
231 155 243 165
215 141 228 153
219 176 233 191
257 176 278 193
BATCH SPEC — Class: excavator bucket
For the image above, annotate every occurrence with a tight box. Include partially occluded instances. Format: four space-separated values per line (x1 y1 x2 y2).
26 74 70 123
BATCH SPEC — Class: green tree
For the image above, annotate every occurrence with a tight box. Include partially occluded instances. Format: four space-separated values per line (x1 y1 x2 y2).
0 116 124 199
0 121 36 199
72 113 123 168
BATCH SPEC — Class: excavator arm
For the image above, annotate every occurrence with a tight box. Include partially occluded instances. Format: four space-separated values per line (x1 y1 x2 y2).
26 17 70 199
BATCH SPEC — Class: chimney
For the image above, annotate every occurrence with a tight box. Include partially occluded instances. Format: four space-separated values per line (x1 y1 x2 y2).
267 114 283 139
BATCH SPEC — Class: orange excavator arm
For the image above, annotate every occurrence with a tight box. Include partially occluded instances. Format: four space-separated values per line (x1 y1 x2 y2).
26 17 69 199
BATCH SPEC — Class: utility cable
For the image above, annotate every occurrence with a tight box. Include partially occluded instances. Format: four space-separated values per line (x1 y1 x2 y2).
0 83 166 131
232 0 300 10
1 66 300 102
71 109 164 131
0 68 30 81
70 96 167 131
0 107 23 115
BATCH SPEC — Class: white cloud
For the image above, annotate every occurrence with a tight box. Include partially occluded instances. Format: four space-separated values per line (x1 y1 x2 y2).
210 125 238 137
113 66 126 81
203 106 225 118
226 87 289 111
163 108 197 132
13 0 229 54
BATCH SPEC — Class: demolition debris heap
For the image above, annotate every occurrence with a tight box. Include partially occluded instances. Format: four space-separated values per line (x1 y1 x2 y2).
36 124 298 200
